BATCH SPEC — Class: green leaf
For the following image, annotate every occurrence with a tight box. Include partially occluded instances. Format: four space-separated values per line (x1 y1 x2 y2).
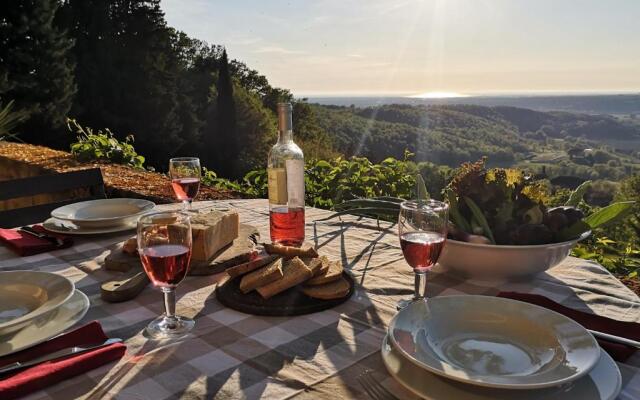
415 174 429 202
584 201 636 229
565 180 591 207
445 190 471 233
464 197 495 244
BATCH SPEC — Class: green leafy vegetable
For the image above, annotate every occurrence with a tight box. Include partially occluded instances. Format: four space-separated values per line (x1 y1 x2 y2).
446 189 471 233
464 197 496 244
584 201 636 228
565 180 591 207
557 220 591 242
415 174 429 203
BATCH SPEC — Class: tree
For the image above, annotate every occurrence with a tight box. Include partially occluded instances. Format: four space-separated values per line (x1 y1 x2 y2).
0 0 76 147
57 0 199 167
205 49 238 177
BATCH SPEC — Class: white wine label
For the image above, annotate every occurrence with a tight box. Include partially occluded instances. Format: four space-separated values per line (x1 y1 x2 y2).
268 167 287 204
285 159 305 207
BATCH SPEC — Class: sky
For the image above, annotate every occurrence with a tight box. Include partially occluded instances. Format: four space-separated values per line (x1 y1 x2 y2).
162 0 640 97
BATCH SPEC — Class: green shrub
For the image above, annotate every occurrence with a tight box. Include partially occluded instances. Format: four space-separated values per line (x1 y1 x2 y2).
67 118 145 168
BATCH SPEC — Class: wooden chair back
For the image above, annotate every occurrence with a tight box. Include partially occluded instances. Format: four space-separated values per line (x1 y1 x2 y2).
0 168 106 228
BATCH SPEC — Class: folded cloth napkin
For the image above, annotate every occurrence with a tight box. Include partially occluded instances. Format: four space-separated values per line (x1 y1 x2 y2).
498 291 640 362
0 225 73 256
0 321 126 400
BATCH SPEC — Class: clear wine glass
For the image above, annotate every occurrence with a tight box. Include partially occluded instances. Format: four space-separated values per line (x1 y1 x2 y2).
397 200 449 310
137 211 194 338
169 157 201 211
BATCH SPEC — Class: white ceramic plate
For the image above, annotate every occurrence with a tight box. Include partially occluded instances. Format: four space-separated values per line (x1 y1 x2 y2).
0 290 90 357
43 217 136 235
382 334 621 400
438 231 590 278
388 296 600 390
51 198 155 228
0 271 74 336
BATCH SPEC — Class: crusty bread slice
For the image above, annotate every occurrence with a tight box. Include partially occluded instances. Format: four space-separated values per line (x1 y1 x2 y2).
302 277 350 300
239 258 283 294
227 254 279 278
256 257 312 299
264 243 318 259
305 260 343 286
303 256 330 277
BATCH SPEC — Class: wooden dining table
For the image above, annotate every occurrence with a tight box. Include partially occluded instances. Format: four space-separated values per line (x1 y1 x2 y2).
1 199 639 400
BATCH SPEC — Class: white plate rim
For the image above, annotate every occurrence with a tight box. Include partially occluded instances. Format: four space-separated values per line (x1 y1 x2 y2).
43 217 137 235
51 198 155 223
0 271 75 331
381 334 622 400
0 289 90 357
388 295 601 390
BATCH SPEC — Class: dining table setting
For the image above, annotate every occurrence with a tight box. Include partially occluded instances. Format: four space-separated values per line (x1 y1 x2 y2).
0 160 639 399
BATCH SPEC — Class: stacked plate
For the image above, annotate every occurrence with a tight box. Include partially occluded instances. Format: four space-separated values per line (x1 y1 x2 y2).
383 296 622 400
0 271 89 357
44 198 155 235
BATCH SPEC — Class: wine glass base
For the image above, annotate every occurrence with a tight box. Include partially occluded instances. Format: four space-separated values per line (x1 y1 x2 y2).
396 297 427 310
145 314 194 339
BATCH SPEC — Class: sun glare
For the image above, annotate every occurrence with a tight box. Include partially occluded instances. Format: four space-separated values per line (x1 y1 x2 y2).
409 91 470 99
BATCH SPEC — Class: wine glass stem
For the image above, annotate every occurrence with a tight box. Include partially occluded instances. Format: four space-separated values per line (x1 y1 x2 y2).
414 272 427 301
162 288 176 319
181 200 188 211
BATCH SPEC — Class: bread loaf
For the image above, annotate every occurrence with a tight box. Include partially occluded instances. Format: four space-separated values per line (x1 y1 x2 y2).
190 210 239 261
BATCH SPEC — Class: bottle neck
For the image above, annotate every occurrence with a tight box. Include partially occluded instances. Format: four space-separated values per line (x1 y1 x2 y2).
278 129 293 143
277 103 293 144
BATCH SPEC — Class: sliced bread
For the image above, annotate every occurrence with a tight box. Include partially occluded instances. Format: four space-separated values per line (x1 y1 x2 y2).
256 257 312 299
239 258 283 294
305 260 343 286
302 276 350 300
264 243 319 259
227 254 279 278
303 256 330 277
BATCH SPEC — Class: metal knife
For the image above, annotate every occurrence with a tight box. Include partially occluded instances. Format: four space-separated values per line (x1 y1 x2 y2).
18 226 64 247
0 338 122 375
589 329 640 349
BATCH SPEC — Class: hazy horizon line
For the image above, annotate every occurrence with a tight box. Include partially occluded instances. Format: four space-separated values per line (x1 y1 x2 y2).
297 89 640 99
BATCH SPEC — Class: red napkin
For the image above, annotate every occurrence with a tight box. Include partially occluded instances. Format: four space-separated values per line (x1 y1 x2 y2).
0 321 126 400
498 292 640 362
0 225 73 256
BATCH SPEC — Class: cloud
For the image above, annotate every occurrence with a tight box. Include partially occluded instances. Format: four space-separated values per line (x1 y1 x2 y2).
254 46 308 55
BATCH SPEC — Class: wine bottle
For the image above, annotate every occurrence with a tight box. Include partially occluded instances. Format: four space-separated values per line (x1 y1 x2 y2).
268 103 305 246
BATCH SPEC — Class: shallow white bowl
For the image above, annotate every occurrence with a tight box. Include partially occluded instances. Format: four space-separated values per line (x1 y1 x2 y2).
51 198 155 228
388 296 600 390
438 231 590 278
0 271 74 336
382 334 621 400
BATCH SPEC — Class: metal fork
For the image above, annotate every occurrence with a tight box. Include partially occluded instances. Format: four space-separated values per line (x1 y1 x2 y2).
358 369 399 400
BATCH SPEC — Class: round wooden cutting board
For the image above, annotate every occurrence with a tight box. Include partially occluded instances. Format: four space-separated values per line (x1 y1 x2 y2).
216 272 355 316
